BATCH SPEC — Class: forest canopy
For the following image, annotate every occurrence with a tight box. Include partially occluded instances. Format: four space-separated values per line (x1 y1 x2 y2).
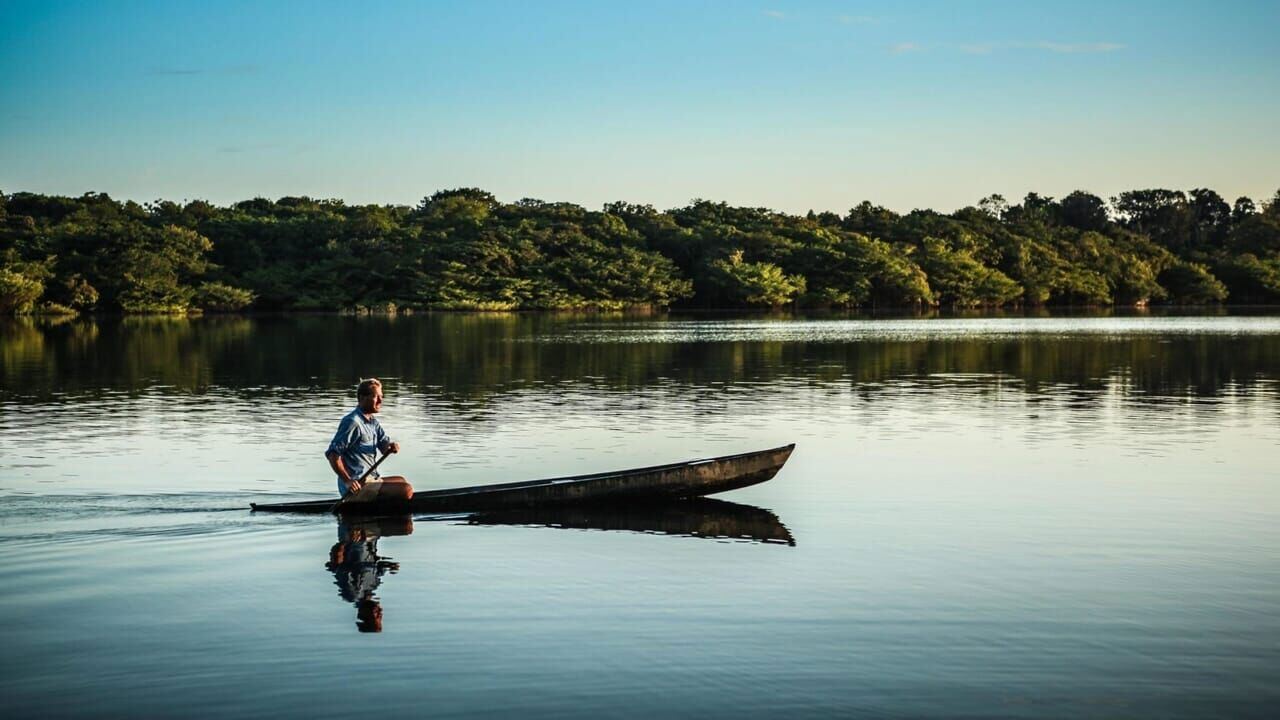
2 186 1278 314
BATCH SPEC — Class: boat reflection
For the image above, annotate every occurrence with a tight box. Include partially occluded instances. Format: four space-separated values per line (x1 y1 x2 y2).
325 516 413 633
465 498 795 546
323 500 790 631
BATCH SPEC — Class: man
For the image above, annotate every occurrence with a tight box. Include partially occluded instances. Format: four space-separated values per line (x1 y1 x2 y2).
325 378 413 502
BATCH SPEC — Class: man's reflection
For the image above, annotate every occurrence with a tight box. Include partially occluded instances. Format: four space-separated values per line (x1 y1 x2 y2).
325 516 413 633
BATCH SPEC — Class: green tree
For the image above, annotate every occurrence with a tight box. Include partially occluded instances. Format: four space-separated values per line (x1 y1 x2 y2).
113 225 212 312
1112 189 1191 255
1215 254 1280 303
0 252 50 314
708 250 805 307
1188 188 1231 253
1231 197 1257 226
1059 191 1110 232
916 237 1022 306
1158 262 1228 304
195 282 256 312
842 201 900 238
1228 213 1280 257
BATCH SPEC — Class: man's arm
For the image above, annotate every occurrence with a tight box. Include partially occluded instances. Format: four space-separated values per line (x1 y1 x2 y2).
376 423 400 455
326 450 360 494
328 416 363 494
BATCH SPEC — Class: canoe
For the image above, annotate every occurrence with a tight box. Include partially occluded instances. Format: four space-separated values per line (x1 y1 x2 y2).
250 443 795 515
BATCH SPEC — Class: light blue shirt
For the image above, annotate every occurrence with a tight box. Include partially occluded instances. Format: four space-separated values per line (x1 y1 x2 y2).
327 408 393 496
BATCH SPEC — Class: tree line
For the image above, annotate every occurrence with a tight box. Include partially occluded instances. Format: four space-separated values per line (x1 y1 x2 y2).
1 186 1278 314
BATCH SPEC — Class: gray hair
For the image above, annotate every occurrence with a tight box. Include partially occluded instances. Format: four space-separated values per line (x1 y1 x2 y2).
357 378 383 399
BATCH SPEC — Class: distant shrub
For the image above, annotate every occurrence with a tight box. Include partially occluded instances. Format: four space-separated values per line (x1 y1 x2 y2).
64 276 100 310
0 267 45 314
709 251 806 307
1158 262 1227 304
34 301 78 315
195 282 255 312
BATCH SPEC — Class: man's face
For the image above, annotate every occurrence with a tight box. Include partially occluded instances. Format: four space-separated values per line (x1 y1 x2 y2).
357 600 383 633
359 388 384 414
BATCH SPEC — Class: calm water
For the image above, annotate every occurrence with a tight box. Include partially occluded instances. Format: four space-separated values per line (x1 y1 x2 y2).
1 312 1278 718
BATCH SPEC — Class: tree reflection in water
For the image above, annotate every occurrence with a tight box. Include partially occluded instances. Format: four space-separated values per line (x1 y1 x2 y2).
4 313 1279 408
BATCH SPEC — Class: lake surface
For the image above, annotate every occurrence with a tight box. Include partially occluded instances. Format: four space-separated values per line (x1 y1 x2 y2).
1 311 1278 718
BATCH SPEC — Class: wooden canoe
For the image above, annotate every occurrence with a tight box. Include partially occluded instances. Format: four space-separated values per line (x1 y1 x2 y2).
250 443 795 515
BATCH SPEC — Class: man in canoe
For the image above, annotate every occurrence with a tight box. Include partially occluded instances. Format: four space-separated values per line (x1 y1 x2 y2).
325 378 413 503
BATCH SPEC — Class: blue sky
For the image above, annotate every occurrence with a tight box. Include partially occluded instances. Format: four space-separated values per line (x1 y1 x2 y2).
1 0 1276 213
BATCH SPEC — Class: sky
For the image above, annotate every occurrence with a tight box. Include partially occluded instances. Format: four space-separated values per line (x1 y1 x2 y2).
1 0 1277 214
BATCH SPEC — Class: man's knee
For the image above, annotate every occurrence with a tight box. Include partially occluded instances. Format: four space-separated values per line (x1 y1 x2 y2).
377 477 413 500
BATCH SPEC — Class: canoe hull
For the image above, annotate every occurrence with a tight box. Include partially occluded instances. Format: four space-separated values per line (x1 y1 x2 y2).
250 443 795 515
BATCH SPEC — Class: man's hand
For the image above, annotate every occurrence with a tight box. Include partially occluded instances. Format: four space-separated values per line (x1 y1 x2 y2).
345 478 362 495
386 442 400 454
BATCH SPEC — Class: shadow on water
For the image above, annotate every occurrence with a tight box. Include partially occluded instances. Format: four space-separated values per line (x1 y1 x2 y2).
323 500 793 633
465 497 795 546
326 516 413 633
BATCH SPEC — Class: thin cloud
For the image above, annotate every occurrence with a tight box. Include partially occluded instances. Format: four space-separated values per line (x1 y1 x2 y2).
949 41 1125 55
217 142 281 154
890 42 920 55
838 15 877 24
1032 41 1124 53
764 10 785 19
149 64 262 77
219 143 313 155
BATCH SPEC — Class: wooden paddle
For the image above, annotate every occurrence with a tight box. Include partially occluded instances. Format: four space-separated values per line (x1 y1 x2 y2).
330 451 393 514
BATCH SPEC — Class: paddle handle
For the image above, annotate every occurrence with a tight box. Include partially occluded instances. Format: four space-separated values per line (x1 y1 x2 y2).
332 450 393 514
355 451 391 485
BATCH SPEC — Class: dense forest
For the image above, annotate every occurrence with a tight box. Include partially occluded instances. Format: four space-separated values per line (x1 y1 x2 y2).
1 186 1278 314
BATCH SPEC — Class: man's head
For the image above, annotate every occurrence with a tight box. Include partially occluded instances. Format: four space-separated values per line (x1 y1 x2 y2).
356 598 383 633
357 378 384 414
